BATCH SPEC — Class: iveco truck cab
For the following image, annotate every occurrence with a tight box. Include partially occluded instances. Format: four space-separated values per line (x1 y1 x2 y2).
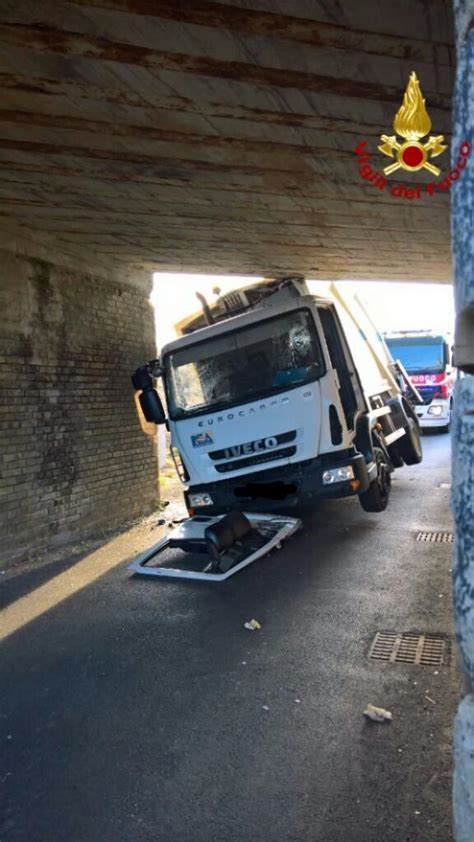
385 333 455 432
133 278 422 518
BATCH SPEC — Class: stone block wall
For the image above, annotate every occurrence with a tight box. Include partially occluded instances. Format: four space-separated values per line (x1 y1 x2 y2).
0 248 157 565
452 2 474 838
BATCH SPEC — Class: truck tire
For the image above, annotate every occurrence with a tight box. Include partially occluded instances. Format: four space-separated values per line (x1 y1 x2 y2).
397 417 422 465
359 447 391 512
387 444 404 469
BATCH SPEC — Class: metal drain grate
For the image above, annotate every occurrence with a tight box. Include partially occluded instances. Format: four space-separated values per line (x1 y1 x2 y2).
416 531 453 544
369 632 446 666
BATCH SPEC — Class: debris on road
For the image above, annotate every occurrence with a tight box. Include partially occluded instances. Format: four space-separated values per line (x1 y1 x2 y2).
244 619 261 631
425 695 436 705
129 514 300 582
364 704 393 723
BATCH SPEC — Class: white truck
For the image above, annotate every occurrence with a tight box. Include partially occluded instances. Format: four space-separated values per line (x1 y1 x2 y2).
132 278 423 521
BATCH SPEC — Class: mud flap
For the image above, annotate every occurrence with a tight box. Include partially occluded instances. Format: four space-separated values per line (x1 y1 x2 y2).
128 512 301 582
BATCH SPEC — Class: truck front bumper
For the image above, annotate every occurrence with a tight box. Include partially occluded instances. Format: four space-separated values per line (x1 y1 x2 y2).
185 449 370 515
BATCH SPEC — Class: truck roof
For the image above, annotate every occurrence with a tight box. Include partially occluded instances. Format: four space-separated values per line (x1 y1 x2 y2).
160 294 332 357
161 280 401 402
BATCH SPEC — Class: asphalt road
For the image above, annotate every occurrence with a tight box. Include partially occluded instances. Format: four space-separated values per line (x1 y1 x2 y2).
0 433 457 842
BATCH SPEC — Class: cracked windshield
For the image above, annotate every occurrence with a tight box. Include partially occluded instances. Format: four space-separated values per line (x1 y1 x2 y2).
166 310 324 417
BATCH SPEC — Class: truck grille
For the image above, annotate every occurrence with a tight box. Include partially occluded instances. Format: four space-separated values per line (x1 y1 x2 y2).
209 430 296 462
214 446 297 473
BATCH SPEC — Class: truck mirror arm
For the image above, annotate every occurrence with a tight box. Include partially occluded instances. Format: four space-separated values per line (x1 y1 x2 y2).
131 360 167 425
131 359 163 390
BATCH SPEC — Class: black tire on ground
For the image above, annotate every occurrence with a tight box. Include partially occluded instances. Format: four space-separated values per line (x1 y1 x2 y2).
359 447 391 513
397 417 423 465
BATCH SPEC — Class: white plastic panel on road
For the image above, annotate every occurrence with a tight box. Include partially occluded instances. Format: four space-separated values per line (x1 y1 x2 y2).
128 513 301 582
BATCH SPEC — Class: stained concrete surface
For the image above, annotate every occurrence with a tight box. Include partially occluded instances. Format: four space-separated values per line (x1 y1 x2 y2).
0 1 454 280
0 433 457 841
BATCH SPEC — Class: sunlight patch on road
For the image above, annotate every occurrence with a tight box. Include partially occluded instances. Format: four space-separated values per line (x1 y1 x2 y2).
0 529 149 642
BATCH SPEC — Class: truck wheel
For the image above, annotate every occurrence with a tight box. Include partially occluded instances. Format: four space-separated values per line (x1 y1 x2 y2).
359 448 391 513
397 418 423 465
387 444 404 468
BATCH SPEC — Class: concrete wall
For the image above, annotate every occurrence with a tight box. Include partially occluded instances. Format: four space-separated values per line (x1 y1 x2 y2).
452 2 474 839
0 247 157 566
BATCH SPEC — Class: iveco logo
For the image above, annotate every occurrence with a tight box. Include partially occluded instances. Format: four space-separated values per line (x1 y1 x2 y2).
208 430 296 463
197 395 290 427
222 437 278 460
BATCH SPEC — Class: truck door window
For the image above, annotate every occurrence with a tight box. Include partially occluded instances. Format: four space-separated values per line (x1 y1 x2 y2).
318 306 358 429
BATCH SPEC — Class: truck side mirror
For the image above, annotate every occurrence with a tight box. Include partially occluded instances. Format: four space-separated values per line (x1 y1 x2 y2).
132 364 167 424
139 389 166 424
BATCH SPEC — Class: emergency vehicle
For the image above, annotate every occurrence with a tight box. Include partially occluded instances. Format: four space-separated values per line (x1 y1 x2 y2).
385 333 454 432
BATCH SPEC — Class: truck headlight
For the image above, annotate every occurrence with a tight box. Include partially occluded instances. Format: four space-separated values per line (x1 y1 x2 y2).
428 405 444 416
322 466 355 485
188 492 214 507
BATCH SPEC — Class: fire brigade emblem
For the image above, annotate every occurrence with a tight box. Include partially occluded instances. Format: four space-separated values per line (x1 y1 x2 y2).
378 72 447 176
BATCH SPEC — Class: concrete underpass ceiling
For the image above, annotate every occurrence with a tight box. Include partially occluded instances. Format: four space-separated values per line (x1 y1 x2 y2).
0 0 455 281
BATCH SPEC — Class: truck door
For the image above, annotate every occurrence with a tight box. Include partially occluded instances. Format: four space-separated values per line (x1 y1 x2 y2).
318 305 364 431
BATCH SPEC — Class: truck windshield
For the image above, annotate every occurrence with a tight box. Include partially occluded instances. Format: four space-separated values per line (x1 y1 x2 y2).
165 309 324 418
386 336 446 374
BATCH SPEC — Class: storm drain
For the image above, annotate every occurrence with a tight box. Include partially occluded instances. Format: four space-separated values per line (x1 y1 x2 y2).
416 531 453 544
369 632 446 666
